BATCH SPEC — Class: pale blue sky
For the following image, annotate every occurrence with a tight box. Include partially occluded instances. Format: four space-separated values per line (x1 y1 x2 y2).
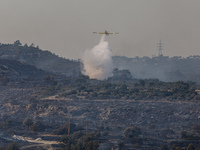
1 0 200 59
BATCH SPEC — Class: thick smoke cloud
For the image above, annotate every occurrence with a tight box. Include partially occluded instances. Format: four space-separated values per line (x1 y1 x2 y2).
82 35 114 80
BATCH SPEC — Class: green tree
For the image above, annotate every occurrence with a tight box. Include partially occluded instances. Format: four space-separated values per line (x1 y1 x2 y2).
118 140 124 150
123 126 143 147
74 133 99 150
60 135 76 150
181 131 187 139
161 144 169 150
123 126 141 138
187 143 195 150
24 43 28 47
53 122 77 135
172 81 189 93
29 43 35 47
13 40 21 46
0 74 10 85
23 117 33 130
29 120 45 132
6 143 19 150
61 132 100 150
192 124 200 134
139 79 145 86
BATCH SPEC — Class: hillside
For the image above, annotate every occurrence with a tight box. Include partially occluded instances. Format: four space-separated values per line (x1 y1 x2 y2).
0 41 80 76
1 41 200 84
113 55 200 83
0 59 49 79
1 41 200 149
1 79 200 149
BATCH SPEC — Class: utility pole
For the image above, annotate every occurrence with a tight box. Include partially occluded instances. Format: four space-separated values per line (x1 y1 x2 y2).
157 40 164 56
68 114 70 136
21 79 24 99
86 119 88 135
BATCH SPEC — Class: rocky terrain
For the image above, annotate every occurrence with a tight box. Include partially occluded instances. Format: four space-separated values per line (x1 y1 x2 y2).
1 42 200 149
1 82 200 149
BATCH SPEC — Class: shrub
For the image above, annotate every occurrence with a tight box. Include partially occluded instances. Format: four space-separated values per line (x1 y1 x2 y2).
29 120 45 132
23 117 33 129
6 142 19 150
123 126 141 138
53 122 77 135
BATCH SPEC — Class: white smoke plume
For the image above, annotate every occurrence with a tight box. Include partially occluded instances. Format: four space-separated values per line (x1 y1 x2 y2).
82 35 114 80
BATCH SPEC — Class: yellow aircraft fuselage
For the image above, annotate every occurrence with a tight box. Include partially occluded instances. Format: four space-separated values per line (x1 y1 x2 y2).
93 30 119 36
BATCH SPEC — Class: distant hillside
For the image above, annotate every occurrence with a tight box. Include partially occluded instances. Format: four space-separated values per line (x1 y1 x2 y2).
2 41 200 83
113 55 200 83
0 59 52 85
0 41 81 76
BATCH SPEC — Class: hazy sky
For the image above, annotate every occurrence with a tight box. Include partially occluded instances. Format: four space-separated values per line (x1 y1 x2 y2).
1 0 200 59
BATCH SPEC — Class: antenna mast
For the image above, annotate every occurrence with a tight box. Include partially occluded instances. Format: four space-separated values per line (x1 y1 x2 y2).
157 40 164 56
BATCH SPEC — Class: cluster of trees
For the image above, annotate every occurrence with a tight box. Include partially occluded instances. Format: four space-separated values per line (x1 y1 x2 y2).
53 122 82 135
119 126 143 149
0 40 80 76
23 117 45 132
160 124 200 150
0 143 20 150
119 126 200 150
56 77 200 101
0 40 39 49
160 143 199 150
50 121 100 150
60 131 100 150
113 55 200 83
0 73 10 86
181 131 200 140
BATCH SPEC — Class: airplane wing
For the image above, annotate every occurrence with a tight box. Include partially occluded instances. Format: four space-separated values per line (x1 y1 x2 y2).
93 31 119 35
98 32 114 35
98 32 105 34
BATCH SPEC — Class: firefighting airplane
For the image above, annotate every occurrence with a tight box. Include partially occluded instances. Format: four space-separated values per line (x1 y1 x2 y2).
93 30 119 36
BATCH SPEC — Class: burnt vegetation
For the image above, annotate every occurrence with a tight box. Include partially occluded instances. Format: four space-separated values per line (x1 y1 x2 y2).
1 41 200 149
59 78 200 101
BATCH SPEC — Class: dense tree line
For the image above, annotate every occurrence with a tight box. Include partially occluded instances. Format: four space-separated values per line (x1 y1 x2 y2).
113 55 200 84
52 76 200 101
